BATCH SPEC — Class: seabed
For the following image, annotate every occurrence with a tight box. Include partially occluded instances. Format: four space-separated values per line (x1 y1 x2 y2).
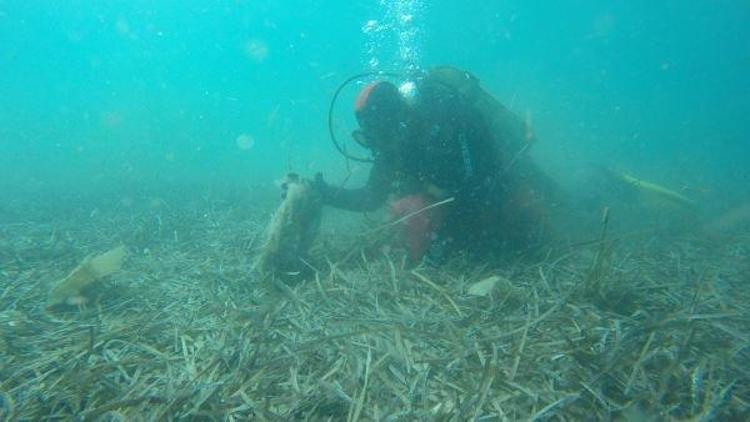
1 188 748 420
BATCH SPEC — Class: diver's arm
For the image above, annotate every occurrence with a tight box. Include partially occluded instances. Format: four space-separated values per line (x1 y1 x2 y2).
319 161 392 212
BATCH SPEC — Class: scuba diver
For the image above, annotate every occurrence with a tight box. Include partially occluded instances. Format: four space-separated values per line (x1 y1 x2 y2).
313 66 557 262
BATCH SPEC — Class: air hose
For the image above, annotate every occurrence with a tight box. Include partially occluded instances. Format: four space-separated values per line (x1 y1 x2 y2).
327 71 400 163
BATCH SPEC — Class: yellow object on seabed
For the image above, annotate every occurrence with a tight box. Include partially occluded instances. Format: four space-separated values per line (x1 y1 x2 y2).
618 173 696 207
46 245 127 309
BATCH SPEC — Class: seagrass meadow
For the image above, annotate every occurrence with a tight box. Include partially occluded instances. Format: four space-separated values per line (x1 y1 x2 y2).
1 188 748 421
2 1 750 420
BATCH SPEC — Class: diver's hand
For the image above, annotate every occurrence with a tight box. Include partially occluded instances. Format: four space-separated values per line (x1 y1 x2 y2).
312 172 326 193
280 172 300 199
280 172 328 199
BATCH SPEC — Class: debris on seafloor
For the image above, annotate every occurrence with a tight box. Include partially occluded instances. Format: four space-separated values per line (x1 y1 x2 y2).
617 172 695 207
255 174 322 278
46 245 127 309
467 275 501 297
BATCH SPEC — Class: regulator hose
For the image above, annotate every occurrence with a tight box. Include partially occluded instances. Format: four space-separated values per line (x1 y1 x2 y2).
327 71 400 163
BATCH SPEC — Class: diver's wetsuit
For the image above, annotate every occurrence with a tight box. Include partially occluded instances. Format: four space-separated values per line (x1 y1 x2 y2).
322 67 550 256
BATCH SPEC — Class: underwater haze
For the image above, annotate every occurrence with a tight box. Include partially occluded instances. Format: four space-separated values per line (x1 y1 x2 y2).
1 0 748 212
3 1 750 419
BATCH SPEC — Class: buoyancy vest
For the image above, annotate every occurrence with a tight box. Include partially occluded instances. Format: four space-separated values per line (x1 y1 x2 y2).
423 66 534 171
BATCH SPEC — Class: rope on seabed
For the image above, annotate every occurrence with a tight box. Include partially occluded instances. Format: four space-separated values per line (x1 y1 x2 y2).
366 196 456 235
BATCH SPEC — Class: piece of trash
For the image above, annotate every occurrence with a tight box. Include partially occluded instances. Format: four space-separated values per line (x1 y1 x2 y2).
46 245 127 309
255 174 322 277
467 275 501 297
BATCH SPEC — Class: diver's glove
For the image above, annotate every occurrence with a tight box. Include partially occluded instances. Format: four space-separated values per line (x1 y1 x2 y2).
312 172 336 204
280 173 300 199
312 172 326 193
280 172 329 200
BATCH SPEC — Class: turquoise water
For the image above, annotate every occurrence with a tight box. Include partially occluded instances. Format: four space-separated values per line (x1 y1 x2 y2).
1 1 748 212
2 2 750 419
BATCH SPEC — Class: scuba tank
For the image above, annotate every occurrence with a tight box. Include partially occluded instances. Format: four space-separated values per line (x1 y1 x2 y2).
423 66 535 171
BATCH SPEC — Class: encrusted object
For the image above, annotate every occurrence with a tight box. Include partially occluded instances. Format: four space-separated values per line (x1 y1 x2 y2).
256 174 322 277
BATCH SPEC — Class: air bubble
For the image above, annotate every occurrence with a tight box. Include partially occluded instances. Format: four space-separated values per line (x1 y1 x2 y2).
236 134 255 150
